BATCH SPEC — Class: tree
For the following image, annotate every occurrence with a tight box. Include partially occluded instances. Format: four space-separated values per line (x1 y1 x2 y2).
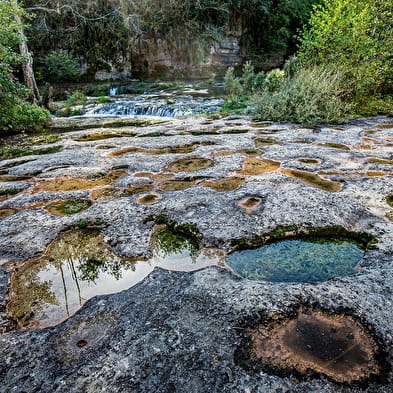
0 1 49 133
12 0 40 103
299 0 393 102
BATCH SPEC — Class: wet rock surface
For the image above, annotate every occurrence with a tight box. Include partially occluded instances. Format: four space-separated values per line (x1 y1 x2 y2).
0 115 392 392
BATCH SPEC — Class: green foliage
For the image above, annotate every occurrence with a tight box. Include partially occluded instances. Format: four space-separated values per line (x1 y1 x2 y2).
265 69 285 92
44 51 79 82
0 2 49 133
224 64 267 98
299 0 393 104
24 0 321 75
253 67 351 125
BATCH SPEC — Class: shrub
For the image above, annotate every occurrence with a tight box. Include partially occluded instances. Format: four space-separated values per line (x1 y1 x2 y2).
265 69 285 92
253 67 351 125
224 67 243 98
44 51 80 83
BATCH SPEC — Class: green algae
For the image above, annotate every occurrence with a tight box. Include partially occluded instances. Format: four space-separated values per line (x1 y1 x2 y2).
280 169 342 192
0 188 20 196
0 145 62 160
45 199 92 216
387 194 393 207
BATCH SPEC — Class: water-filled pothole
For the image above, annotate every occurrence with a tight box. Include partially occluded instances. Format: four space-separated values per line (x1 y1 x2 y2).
45 199 92 215
136 192 162 204
226 237 365 283
108 144 196 157
280 169 342 192
166 157 214 172
8 226 222 329
244 308 384 384
90 184 153 200
0 208 18 219
236 157 280 176
386 195 393 207
33 169 128 192
200 177 244 192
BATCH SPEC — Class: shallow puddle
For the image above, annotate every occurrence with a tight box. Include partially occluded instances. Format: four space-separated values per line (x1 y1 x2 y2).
236 157 280 176
319 142 350 150
75 131 137 142
157 178 196 191
297 158 320 165
387 194 393 207
136 192 162 204
281 169 342 192
226 237 364 283
249 308 381 383
166 157 214 172
367 157 393 165
108 144 196 157
254 137 282 147
0 175 31 182
200 177 244 192
33 169 128 192
8 227 222 329
90 184 153 200
45 199 92 215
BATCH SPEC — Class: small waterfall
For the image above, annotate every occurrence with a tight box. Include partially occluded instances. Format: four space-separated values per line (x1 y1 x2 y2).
109 87 119 96
84 95 223 118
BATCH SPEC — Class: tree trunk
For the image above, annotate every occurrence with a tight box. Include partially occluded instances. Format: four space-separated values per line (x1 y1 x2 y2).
13 3 41 104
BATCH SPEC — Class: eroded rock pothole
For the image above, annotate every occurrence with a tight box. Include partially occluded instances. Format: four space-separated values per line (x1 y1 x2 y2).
8 225 223 329
240 308 386 384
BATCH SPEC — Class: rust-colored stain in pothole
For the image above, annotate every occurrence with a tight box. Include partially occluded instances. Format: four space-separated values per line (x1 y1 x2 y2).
166 157 214 172
33 169 128 192
281 169 342 192
248 309 383 383
200 177 244 192
236 157 281 176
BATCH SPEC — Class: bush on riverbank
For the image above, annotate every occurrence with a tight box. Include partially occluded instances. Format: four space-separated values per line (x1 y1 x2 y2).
253 67 350 125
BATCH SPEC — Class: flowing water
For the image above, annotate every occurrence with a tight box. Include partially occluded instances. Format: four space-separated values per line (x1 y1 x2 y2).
83 83 224 118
